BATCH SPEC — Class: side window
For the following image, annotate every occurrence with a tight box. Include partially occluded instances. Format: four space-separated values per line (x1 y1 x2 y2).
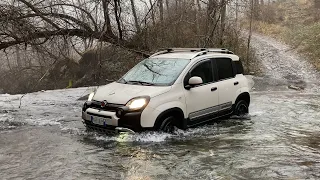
216 58 234 80
189 60 213 84
234 60 244 74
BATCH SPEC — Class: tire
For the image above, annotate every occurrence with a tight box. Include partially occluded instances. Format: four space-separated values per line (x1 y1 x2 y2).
234 100 249 117
159 116 176 133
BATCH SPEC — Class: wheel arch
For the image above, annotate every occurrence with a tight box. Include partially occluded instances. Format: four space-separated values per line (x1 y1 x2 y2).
154 107 186 130
235 92 250 105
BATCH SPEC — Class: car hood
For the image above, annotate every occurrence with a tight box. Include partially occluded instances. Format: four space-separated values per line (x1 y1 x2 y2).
92 82 171 104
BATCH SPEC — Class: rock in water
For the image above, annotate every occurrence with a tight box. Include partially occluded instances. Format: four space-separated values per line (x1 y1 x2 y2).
288 85 301 90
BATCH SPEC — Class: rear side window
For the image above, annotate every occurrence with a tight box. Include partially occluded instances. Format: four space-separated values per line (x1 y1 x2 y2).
234 60 244 74
216 58 234 80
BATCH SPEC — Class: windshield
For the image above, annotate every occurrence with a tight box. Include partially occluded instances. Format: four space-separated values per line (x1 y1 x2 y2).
118 58 190 86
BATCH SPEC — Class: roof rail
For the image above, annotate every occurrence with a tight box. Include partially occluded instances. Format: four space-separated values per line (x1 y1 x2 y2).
206 48 234 54
149 48 234 57
190 51 208 59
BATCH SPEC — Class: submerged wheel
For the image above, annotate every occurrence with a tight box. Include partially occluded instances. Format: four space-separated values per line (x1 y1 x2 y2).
159 116 176 133
234 100 249 117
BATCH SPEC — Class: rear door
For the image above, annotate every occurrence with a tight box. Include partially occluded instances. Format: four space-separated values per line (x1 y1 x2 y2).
183 59 219 126
213 58 239 113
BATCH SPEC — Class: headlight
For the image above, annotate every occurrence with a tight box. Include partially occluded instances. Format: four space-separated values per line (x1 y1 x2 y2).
88 91 95 101
125 96 150 110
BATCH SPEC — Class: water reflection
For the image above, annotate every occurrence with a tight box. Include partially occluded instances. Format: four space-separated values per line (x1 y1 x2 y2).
77 118 254 179
2 88 320 179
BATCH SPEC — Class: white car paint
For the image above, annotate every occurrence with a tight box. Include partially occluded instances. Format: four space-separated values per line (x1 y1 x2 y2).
92 82 171 104
184 82 219 120
82 49 251 131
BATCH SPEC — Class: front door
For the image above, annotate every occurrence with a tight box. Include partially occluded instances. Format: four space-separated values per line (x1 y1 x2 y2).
183 59 219 126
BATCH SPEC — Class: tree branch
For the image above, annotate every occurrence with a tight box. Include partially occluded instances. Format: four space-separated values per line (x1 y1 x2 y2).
17 0 61 30
0 28 150 57
42 3 99 32
1 13 93 32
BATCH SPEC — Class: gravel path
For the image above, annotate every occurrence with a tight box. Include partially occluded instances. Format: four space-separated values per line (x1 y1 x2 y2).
250 33 320 92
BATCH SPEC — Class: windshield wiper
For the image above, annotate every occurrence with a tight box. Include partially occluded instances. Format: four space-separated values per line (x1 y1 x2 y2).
118 78 127 84
127 80 155 86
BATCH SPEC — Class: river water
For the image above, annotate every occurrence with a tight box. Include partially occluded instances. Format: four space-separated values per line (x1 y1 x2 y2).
1 34 320 179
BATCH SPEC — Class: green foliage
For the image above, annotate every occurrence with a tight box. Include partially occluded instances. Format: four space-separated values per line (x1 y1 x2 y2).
66 80 73 88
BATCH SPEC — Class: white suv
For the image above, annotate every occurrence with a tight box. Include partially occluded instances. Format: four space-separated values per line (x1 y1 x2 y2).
82 48 250 133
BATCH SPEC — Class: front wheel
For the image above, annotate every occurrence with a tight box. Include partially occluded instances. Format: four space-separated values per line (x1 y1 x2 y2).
159 116 176 133
234 100 249 117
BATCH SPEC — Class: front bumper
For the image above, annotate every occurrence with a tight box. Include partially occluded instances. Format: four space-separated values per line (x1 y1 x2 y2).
82 108 145 132
83 121 135 133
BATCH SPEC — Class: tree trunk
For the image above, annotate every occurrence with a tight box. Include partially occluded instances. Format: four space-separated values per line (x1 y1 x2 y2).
236 0 239 27
234 0 239 52
196 0 201 47
130 0 140 33
207 0 218 23
102 0 113 36
113 0 122 40
149 0 156 26
253 0 260 20
220 0 226 46
206 0 219 46
16 45 22 67
247 0 254 73
159 0 164 22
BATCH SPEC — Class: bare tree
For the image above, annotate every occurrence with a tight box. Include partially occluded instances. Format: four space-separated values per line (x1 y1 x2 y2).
113 0 123 40
148 0 156 26
253 0 260 19
220 0 227 46
130 0 140 33
0 0 147 54
0 0 255 94
247 0 254 72
159 0 164 22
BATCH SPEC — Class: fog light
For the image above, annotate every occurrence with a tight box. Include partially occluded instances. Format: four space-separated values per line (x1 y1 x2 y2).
116 109 123 117
116 107 129 118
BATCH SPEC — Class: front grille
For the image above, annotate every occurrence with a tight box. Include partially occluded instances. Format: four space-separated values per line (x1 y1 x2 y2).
87 112 112 119
83 120 117 134
89 101 124 112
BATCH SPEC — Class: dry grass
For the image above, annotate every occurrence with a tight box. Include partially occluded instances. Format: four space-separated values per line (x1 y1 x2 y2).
254 21 288 40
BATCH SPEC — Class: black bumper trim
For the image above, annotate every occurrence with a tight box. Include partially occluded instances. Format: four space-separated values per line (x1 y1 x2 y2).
83 111 152 132
83 120 118 133
87 112 112 119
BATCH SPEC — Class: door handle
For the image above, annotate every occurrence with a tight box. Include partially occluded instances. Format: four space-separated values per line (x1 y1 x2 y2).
234 81 239 85
211 87 217 91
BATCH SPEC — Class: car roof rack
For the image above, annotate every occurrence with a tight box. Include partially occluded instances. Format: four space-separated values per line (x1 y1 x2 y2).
149 48 234 58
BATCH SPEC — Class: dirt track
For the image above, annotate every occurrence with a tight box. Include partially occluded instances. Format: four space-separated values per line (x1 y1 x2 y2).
250 33 320 92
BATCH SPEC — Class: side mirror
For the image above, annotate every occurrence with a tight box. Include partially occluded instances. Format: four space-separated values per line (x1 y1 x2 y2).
185 76 203 89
